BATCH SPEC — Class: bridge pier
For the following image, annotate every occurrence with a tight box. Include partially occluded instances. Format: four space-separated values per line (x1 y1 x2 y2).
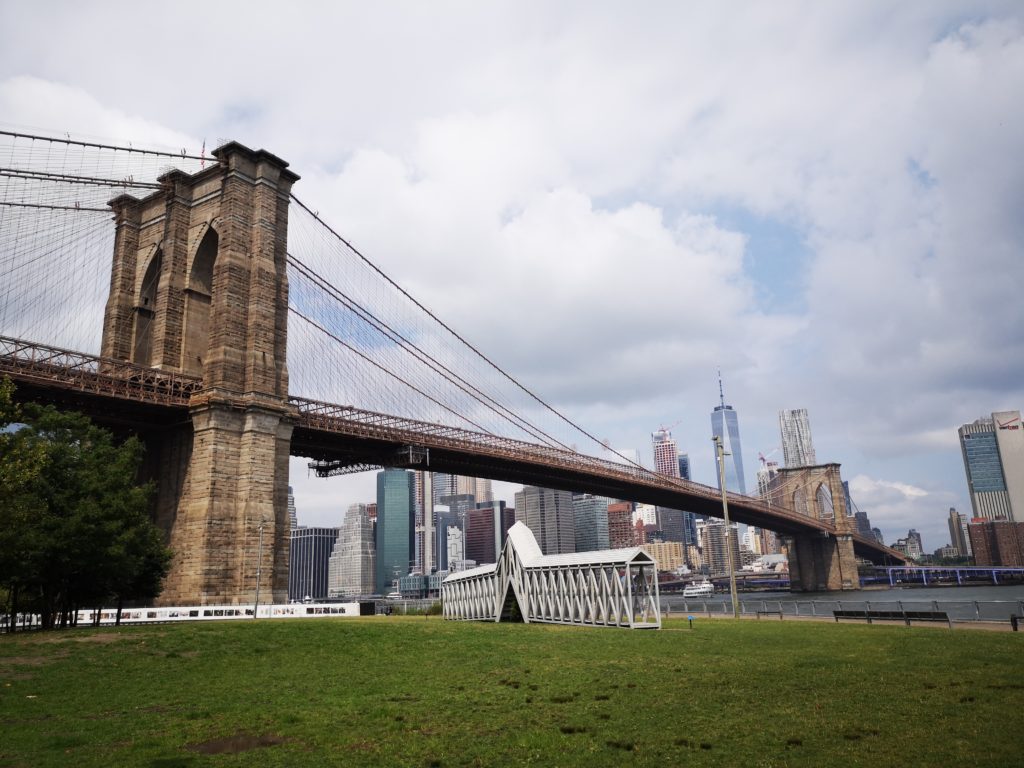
152 400 293 606
770 463 860 592
100 142 299 605
785 533 858 591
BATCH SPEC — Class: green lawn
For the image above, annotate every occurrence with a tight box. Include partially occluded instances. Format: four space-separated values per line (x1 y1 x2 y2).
1 617 1021 767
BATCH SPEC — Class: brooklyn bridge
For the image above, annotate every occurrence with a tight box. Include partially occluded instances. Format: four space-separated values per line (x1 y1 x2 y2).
0 130 905 605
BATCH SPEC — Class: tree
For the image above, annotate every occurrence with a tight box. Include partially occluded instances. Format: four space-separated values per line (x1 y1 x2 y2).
0 378 171 629
0 378 47 631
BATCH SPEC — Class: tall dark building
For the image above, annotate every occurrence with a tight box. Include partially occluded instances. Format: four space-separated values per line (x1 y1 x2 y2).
376 469 415 594
678 454 691 480
288 527 340 602
465 501 515 565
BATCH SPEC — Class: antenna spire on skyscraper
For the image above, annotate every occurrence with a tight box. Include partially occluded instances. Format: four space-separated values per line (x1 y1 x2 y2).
718 368 725 408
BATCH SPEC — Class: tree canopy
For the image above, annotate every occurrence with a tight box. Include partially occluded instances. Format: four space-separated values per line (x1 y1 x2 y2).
0 378 171 629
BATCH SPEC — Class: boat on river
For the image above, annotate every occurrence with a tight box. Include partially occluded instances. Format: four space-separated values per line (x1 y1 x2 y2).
683 580 715 598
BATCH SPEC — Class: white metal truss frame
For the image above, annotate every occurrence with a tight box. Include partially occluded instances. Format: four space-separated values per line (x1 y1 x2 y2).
442 522 660 629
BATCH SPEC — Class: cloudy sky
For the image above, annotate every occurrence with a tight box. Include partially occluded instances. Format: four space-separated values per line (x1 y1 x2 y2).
2 1 1022 551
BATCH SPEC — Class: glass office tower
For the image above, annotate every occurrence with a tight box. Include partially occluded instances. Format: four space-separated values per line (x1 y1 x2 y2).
376 469 415 594
711 374 746 494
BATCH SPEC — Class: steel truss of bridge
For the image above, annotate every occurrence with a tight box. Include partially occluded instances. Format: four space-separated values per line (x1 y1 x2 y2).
0 334 904 565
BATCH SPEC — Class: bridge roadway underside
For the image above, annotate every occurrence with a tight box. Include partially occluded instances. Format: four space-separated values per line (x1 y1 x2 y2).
4 364 897 567
290 425 894 565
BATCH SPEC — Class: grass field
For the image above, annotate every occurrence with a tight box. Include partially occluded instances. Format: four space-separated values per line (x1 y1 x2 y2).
1 616 1022 767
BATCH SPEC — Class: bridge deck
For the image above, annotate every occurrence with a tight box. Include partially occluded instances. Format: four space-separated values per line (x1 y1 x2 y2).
1 335 904 565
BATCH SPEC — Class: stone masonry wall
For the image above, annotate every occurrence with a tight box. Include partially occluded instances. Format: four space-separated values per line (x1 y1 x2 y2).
100 143 299 605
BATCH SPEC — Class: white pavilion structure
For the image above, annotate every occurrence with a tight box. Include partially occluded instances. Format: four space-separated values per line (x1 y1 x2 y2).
441 522 661 629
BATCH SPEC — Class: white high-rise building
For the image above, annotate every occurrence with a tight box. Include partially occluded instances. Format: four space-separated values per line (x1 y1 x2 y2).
633 503 658 527
696 518 741 576
651 428 681 478
779 408 817 468
327 503 376 597
446 524 465 566
742 526 764 555
959 411 1024 522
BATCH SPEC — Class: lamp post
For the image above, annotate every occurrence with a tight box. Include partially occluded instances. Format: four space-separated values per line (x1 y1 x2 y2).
253 520 266 619
713 435 740 619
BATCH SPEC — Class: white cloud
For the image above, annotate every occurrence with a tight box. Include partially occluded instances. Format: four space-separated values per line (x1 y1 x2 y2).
849 474 958 550
2 3 1023 538
0 76 198 152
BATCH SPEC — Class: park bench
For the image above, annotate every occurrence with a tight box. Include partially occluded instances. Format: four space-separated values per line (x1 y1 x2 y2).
833 609 951 628
755 609 783 620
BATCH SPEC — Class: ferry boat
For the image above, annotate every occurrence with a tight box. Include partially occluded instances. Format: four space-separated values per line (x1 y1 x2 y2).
683 580 715 598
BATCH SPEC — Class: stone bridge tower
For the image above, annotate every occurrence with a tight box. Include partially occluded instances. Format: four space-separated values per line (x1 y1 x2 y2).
770 463 858 591
101 143 298 605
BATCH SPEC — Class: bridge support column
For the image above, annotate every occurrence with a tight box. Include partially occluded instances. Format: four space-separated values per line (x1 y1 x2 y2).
99 142 299 606
155 399 292 606
786 533 858 592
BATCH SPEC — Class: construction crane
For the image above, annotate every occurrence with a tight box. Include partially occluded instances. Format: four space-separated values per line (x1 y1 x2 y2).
656 419 684 434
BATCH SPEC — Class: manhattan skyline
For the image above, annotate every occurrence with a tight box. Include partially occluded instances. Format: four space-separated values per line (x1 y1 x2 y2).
2 2 1022 552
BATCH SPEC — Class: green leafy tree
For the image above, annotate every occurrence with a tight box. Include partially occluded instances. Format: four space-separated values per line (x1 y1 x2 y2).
0 378 48 630
0 379 171 629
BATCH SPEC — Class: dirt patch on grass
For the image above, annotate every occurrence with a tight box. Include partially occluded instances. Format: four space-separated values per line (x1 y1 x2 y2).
185 732 285 755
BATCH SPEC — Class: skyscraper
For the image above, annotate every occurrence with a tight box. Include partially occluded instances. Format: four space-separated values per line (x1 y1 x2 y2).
779 408 817 468
289 526 340 602
456 476 493 503
327 503 376 597
375 469 415 594
465 501 515 565
514 486 575 555
607 501 635 548
572 494 611 552
287 486 298 530
959 411 1024 522
677 453 691 480
434 505 456 572
947 507 972 558
711 373 746 493
431 472 458 507
697 518 740 576
436 493 476 571
651 427 693 543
